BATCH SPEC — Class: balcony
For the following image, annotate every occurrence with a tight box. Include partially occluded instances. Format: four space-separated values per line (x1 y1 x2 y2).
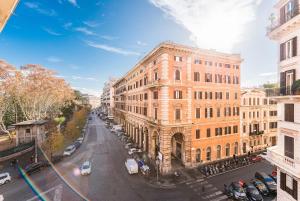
267 146 300 177
249 130 264 136
267 10 300 40
146 80 161 89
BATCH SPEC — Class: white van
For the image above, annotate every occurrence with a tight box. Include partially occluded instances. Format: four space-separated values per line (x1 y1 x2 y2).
125 159 138 174
111 125 122 133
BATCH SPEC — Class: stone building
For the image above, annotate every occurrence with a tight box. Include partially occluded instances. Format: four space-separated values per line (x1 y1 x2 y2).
113 41 242 174
240 89 278 154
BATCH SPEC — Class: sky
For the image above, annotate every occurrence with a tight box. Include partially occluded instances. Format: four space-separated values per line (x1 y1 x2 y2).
0 0 278 96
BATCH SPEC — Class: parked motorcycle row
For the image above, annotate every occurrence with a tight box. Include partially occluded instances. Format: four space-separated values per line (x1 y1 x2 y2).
199 154 263 177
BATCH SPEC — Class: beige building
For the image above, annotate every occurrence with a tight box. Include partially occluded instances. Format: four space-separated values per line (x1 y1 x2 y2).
240 89 277 154
13 120 48 146
113 41 242 174
267 0 300 200
0 0 19 32
101 78 117 119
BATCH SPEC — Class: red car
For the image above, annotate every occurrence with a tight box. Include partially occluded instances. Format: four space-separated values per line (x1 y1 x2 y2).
251 155 262 162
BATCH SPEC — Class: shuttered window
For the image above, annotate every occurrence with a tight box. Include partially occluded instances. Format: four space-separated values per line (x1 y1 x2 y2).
284 104 294 122
284 135 294 159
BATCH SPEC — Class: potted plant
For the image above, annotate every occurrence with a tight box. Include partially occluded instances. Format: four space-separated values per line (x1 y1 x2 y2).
292 79 300 95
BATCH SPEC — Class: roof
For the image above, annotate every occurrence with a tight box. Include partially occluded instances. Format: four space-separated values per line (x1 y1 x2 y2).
13 120 48 126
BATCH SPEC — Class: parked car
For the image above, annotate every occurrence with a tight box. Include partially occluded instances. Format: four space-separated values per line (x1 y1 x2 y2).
269 174 277 183
224 182 248 200
23 162 49 175
252 179 269 196
242 182 263 201
63 145 76 156
251 155 263 163
258 151 267 159
125 158 138 174
0 194 3 201
128 148 142 155
255 172 277 194
73 141 81 149
80 161 92 175
0 173 11 185
77 137 84 144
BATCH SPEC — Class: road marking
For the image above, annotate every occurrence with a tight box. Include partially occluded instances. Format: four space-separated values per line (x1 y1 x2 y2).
186 178 204 185
26 184 63 201
210 194 228 201
53 184 63 201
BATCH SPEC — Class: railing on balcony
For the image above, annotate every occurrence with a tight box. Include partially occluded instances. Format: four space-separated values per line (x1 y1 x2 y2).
249 130 264 136
265 86 300 97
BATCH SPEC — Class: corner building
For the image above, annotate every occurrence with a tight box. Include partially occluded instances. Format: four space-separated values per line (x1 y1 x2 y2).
113 42 242 174
267 0 300 200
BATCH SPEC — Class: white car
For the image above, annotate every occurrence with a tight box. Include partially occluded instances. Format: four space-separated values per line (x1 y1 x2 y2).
63 145 76 156
80 161 91 175
125 143 132 149
0 173 11 185
128 148 142 155
125 159 138 174
77 137 84 144
0 194 3 201
259 151 267 159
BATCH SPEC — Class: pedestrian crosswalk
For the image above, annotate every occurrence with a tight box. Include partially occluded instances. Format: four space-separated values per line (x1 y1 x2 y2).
185 178 228 201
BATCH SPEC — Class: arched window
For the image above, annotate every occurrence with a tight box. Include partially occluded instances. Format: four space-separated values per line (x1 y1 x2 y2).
196 148 201 162
206 147 211 161
234 142 238 155
217 145 221 159
225 143 230 157
175 70 181 81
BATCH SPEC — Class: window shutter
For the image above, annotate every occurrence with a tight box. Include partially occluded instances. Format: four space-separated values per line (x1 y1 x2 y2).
280 172 286 191
205 108 208 118
280 6 285 24
200 92 202 99
293 179 298 200
280 72 286 95
280 43 285 61
194 91 197 99
292 69 296 82
210 108 213 117
174 91 176 99
292 37 297 57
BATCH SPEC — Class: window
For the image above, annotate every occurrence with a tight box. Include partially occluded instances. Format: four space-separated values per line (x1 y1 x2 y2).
195 129 200 139
215 127 222 136
269 122 277 129
264 99 268 105
154 71 159 80
243 125 246 133
174 56 183 62
233 126 238 134
194 59 201 64
175 70 181 81
196 108 201 119
144 107 147 116
194 91 202 100
225 143 230 157
25 128 31 134
226 92 230 100
249 98 251 105
285 104 294 122
206 128 211 137
175 109 181 120
144 93 148 100
280 171 298 200
280 37 297 61
234 92 238 100
174 90 183 99
196 149 201 162
154 108 158 120
206 147 211 161
216 145 221 159
205 108 213 118
194 72 200 81
257 98 260 105
285 135 294 159
205 73 212 82
217 108 221 117
234 142 238 155
243 112 245 119
153 91 158 99
225 64 230 68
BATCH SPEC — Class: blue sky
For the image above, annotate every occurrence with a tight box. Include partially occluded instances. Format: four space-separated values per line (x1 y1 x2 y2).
0 0 277 96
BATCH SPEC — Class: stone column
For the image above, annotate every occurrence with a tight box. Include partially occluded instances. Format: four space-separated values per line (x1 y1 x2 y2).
159 129 172 175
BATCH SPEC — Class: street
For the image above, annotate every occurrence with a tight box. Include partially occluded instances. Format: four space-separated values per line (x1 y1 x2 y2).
0 115 275 201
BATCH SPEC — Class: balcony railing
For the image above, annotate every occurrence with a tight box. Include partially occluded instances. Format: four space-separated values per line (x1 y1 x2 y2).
249 130 264 136
267 8 299 33
265 86 300 97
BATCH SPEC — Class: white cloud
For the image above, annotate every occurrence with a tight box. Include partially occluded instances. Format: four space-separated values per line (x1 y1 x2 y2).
47 56 62 63
137 41 147 46
259 72 277 77
85 41 140 56
83 21 100 28
71 75 98 81
67 0 79 7
63 22 72 29
100 35 118 40
75 27 96 36
43 27 62 36
149 0 262 52
24 2 57 16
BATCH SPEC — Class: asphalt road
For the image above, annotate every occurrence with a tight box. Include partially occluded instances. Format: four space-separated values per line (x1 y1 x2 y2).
0 114 277 201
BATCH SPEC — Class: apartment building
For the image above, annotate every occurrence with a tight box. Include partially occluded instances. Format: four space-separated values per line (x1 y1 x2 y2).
101 78 117 119
113 41 242 174
267 0 300 200
240 89 277 154
0 0 19 32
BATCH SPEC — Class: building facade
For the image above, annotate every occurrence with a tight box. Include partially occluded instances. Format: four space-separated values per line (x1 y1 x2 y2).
240 89 278 154
267 0 300 200
113 41 242 174
0 0 19 32
101 78 117 119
